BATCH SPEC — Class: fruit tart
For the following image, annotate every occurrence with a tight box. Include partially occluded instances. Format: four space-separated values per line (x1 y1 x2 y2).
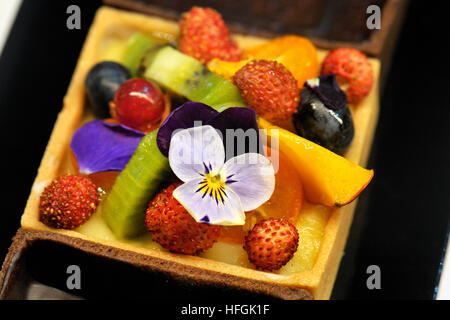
12 6 379 300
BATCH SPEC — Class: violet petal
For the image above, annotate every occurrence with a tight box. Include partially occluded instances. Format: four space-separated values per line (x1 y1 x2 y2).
305 74 347 111
206 107 262 160
70 120 145 174
157 102 218 156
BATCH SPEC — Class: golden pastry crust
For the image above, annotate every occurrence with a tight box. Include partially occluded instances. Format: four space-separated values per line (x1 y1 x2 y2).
18 6 380 300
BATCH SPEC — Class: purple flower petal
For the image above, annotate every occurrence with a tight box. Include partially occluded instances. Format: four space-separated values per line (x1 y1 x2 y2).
206 107 258 135
70 120 145 174
157 103 261 158
206 107 261 160
157 102 218 156
305 74 347 111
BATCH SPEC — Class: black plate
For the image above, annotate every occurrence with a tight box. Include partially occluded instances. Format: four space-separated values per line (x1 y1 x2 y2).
0 0 448 300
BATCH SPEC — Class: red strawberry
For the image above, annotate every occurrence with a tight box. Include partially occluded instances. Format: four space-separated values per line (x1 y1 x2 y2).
179 6 242 64
244 218 299 271
39 175 100 229
145 183 221 255
321 48 373 104
233 60 300 123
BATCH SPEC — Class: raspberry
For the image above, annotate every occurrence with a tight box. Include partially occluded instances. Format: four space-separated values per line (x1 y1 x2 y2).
233 60 300 123
244 218 299 271
321 48 373 104
179 7 242 64
39 175 100 229
145 183 221 255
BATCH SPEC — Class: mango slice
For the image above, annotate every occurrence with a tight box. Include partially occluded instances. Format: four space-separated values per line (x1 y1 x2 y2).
244 35 319 88
208 35 319 88
258 118 373 207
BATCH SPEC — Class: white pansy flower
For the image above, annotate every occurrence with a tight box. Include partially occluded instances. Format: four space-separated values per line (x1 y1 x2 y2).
169 125 275 225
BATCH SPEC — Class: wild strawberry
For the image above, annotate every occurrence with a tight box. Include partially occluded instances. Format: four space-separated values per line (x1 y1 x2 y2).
179 6 242 64
244 218 299 271
145 183 221 255
39 175 100 229
232 60 300 123
321 48 373 104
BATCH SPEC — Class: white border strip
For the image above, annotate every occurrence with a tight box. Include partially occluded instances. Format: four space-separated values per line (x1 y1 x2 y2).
436 230 450 299
0 0 22 57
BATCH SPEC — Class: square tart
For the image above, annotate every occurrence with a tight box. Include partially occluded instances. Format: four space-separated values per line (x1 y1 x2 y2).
18 6 380 300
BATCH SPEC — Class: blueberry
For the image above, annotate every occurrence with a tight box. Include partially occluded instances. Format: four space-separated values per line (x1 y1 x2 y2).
293 88 354 155
85 61 131 118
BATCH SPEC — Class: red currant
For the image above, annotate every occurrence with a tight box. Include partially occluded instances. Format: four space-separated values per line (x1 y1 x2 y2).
113 78 165 132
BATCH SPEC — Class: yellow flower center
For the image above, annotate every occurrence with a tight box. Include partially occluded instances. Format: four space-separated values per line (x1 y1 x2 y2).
197 173 227 204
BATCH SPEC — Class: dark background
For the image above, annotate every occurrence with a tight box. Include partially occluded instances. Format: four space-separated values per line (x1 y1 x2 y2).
0 0 448 300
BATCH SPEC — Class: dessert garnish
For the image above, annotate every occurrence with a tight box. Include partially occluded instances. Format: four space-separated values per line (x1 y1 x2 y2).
100 102 265 237
39 175 100 229
179 6 242 64
293 74 355 155
232 60 300 123
145 183 221 255
156 102 259 158
244 218 299 271
244 35 319 88
258 118 373 207
122 33 157 76
70 120 145 174
304 74 347 111
168 125 275 225
209 35 319 89
321 48 373 104
112 78 165 132
101 129 171 238
85 61 131 118
143 46 246 110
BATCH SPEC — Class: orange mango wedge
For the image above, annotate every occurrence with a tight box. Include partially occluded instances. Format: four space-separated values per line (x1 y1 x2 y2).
208 35 319 88
207 59 248 81
244 35 319 88
258 118 373 207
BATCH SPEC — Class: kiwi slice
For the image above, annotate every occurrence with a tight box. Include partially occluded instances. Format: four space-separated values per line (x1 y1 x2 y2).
143 46 247 111
122 33 157 76
102 130 172 238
